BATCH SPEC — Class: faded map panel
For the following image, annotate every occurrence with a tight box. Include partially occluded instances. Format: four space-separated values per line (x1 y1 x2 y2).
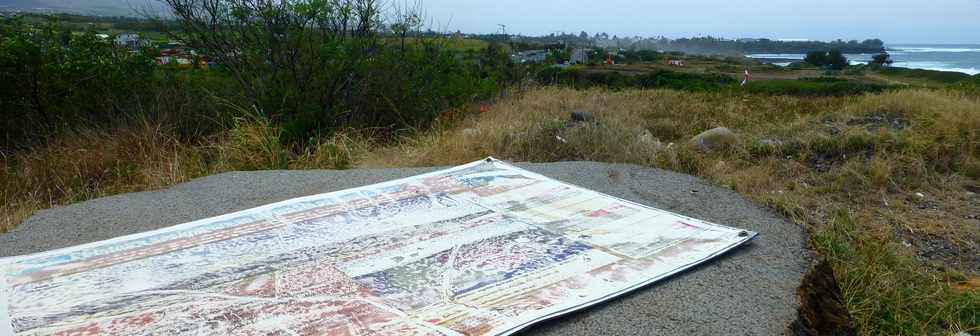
0 158 756 336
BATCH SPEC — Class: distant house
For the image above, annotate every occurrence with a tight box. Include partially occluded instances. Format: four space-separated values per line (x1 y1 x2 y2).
157 41 197 58
156 55 213 69
158 42 187 56
605 52 622 65
570 48 589 64
154 41 212 69
511 50 550 64
114 33 150 52
668 59 686 67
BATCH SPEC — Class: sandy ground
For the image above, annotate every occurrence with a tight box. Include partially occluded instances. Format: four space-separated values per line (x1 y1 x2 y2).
0 161 811 335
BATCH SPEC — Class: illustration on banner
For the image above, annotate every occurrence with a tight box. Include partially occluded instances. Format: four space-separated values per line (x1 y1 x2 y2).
0 158 756 336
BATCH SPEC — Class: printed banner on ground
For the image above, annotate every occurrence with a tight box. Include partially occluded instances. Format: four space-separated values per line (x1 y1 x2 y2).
0 158 756 335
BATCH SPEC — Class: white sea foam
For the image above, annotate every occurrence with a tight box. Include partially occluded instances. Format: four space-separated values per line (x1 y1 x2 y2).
745 54 805 59
890 47 980 53
892 61 980 75
748 49 980 75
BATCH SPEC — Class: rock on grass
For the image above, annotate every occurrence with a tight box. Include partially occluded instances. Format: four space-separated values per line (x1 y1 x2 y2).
689 127 738 152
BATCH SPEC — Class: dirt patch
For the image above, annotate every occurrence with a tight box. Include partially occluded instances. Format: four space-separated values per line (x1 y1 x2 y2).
907 193 943 211
790 259 856 336
806 154 841 173
965 187 980 221
893 188 980 275
954 276 980 292
805 149 873 173
847 112 909 130
900 185 980 275
909 236 980 274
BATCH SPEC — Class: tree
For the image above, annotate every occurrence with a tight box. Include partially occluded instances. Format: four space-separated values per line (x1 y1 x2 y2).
153 0 510 139
862 38 884 47
827 49 849 70
804 49 849 70
804 51 828 67
870 52 893 66
156 0 385 121
0 18 155 147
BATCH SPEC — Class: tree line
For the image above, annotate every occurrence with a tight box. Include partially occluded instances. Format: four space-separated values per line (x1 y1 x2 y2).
478 33 886 56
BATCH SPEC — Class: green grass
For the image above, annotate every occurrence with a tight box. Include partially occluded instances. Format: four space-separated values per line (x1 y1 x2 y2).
814 210 979 335
446 38 489 52
877 67 975 84
539 67 737 91
539 66 896 96
744 78 894 96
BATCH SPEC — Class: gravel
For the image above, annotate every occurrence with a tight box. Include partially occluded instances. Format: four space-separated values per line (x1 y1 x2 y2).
0 161 812 335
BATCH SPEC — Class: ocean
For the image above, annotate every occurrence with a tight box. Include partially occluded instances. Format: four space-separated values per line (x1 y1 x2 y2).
746 44 980 75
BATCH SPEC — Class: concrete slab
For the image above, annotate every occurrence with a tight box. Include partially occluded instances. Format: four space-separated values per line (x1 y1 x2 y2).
0 162 811 335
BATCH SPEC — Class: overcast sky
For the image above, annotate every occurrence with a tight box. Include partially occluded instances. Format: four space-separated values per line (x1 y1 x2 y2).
412 0 980 44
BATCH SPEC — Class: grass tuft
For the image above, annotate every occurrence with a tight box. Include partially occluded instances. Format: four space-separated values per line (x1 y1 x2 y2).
0 119 371 233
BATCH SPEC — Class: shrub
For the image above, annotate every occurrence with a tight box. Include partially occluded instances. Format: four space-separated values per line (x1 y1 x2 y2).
804 51 828 67
620 49 662 64
744 79 891 96
0 9 519 150
161 0 517 141
537 67 737 92
0 17 259 150
805 49 849 70
869 52 893 66
0 19 157 148
877 67 973 84
636 71 736 91
535 66 563 84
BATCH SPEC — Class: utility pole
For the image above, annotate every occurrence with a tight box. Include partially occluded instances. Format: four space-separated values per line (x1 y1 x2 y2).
497 24 512 50
552 30 566 48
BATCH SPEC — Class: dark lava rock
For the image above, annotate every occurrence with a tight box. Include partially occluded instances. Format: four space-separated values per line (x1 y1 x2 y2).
847 112 909 130
790 260 856 336
570 111 595 123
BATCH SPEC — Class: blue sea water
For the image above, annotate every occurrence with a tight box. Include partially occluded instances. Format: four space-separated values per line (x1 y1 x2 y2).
747 44 980 75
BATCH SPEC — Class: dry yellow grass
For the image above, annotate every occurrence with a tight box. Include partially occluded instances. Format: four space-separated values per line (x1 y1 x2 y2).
362 87 980 335
0 118 367 233
0 124 207 231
